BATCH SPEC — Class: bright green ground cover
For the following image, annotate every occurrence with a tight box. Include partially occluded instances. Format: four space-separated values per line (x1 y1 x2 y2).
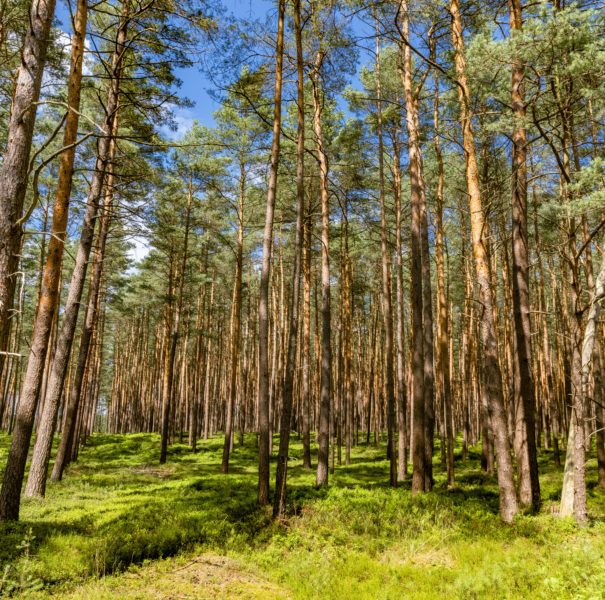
1 432 604 599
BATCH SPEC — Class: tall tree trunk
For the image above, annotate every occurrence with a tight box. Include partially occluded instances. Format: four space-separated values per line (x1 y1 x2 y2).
375 20 397 487
509 0 540 512
0 0 56 371
301 189 312 469
273 0 305 517
449 0 519 523
431 41 454 487
393 141 407 481
257 0 285 505
49 142 114 484
398 0 425 493
560 251 605 523
312 50 332 489
221 162 245 473
0 0 86 519
160 180 192 464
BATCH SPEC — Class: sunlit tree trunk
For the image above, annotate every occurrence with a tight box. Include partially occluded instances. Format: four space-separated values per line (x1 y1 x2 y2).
49 140 115 484
431 44 454 487
449 0 518 523
222 162 245 473
398 0 426 493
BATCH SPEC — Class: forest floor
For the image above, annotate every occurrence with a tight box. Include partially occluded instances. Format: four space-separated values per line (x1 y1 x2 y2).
0 433 604 599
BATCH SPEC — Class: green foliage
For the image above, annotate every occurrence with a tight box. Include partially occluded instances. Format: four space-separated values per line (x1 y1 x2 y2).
0 528 43 597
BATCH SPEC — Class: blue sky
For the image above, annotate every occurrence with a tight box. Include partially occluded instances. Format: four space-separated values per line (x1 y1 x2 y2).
55 0 371 135
173 0 276 130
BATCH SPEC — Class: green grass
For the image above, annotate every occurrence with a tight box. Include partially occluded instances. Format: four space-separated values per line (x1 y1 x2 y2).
1 432 604 599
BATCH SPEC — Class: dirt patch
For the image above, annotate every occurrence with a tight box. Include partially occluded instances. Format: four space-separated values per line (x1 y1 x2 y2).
54 552 290 599
128 464 176 478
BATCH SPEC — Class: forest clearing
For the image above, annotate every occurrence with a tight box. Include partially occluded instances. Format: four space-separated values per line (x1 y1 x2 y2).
0 0 604 597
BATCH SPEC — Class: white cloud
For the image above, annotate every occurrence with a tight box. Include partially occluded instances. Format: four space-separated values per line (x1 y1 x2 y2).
127 235 150 263
160 106 196 141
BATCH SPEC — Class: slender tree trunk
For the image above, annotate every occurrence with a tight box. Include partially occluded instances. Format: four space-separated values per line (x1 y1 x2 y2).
203 281 215 440
431 44 454 487
221 163 245 473
49 140 114 484
301 192 312 469
509 0 540 512
160 181 192 464
393 142 407 481
257 0 285 505
375 20 397 487
273 0 305 517
560 251 605 523
312 50 332 489
14 2 127 503
399 0 425 493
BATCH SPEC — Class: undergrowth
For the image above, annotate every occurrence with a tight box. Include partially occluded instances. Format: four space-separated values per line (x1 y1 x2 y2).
0 432 603 599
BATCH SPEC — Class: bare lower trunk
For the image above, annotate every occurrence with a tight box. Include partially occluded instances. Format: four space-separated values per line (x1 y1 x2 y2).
16 4 127 503
431 48 454 487
560 245 605 523
50 140 113 484
221 165 245 474
375 21 397 487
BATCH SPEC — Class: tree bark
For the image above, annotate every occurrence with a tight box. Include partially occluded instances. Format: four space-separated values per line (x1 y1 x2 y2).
221 163 245 473
50 138 114 484
375 19 397 488
12 3 127 504
431 43 454 487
